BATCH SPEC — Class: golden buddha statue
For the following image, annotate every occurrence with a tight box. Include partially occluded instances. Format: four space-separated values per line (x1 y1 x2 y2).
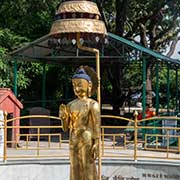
59 66 100 180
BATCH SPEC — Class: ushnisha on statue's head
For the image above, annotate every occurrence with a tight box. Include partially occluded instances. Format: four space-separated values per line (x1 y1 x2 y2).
72 66 98 98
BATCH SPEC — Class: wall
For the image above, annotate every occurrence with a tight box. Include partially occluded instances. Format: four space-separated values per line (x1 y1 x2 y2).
0 160 180 180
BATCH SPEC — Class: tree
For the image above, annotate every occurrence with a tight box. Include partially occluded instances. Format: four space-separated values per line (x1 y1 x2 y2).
0 0 60 40
0 0 61 97
98 0 180 114
0 28 30 89
1 0 179 114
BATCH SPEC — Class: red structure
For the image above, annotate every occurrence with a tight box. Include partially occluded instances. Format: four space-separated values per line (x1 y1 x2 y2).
0 88 23 144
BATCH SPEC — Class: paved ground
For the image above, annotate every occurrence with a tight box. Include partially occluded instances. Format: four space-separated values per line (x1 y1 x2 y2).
2 139 180 162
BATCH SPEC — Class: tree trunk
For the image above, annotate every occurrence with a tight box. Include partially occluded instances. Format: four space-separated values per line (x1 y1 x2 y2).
116 0 128 36
146 63 153 105
166 37 180 57
107 64 127 116
106 0 129 117
140 22 154 106
96 0 109 30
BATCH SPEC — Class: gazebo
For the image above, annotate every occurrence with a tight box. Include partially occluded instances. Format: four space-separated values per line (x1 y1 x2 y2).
9 0 180 118
10 32 180 117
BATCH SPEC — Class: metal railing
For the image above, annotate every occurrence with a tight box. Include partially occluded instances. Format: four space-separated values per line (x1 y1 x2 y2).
0 113 180 161
101 114 180 161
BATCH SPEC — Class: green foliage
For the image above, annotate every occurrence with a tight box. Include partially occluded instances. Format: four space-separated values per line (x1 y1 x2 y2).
0 0 60 40
0 48 43 90
0 27 41 90
17 62 44 90
100 0 180 111
0 0 179 113
0 28 28 51
102 0 180 50
0 48 13 88
0 0 60 96
124 62 142 88
151 65 180 108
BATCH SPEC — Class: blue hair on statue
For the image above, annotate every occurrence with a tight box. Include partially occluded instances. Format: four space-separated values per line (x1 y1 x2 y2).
72 68 91 82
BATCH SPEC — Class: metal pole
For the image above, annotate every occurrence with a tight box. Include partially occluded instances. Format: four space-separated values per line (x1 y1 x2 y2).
65 67 69 101
42 64 46 108
167 64 170 113
13 60 18 97
142 57 146 140
142 57 146 118
76 33 101 180
155 63 159 115
134 111 138 161
3 111 7 162
76 33 101 105
175 67 179 113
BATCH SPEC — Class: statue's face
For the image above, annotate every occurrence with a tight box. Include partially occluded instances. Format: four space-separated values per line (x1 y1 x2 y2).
72 78 90 98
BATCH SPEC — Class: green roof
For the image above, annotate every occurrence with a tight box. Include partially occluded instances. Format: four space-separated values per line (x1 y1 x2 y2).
108 32 180 65
10 32 180 66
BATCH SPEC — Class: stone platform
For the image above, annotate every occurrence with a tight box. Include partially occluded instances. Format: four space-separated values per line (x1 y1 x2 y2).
0 158 180 180
0 140 180 180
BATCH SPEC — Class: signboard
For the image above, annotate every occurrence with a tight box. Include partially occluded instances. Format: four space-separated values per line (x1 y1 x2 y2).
162 119 177 145
0 110 4 160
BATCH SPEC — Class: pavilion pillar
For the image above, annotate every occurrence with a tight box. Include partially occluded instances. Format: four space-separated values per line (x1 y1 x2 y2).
42 64 46 108
155 63 159 115
142 57 146 118
64 67 69 101
142 57 146 140
167 64 170 113
13 59 18 97
176 67 179 113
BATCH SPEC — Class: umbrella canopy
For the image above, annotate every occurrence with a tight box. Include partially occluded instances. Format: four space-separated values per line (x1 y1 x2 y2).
49 0 107 46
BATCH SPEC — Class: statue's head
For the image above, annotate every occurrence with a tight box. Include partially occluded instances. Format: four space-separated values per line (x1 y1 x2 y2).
72 66 98 98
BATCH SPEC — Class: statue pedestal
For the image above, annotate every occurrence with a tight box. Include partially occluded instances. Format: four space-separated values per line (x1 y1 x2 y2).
0 159 180 180
101 160 180 179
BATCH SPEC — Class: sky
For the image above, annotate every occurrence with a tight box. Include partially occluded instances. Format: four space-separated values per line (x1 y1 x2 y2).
171 41 180 59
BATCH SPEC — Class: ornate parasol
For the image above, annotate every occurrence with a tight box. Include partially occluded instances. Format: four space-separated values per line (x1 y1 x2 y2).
49 0 107 104
50 0 107 44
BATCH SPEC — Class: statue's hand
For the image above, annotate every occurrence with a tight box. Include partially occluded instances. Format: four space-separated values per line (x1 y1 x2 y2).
59 104 68 120
91 143 99 161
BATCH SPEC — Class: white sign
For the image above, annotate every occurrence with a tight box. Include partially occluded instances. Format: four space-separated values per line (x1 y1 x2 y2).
0 110 4 160
162 119 177 145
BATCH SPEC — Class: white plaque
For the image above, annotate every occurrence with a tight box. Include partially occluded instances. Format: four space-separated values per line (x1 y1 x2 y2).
0 110 4 160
